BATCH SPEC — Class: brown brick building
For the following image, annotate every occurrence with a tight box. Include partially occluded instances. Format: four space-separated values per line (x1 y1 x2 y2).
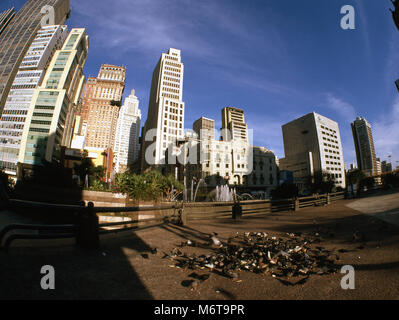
80 64 126 150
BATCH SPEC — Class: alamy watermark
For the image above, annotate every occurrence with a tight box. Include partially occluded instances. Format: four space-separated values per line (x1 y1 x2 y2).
143 127 254 174
340 265 355 290
40 265 55 290
340 5 355 30
40 5 55 27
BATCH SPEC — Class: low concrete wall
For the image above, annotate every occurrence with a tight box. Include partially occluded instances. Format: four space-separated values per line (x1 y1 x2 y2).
82 190 127 207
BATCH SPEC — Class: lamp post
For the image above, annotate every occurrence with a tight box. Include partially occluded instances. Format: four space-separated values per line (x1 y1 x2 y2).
177 137 189 202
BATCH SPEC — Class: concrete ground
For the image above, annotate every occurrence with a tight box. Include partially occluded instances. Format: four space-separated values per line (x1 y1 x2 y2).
0 192 399 300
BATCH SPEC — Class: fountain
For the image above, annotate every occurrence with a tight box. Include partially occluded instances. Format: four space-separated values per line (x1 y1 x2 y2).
215 185 236 202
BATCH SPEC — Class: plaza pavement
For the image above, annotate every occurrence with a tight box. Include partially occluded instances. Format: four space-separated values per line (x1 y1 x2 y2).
0 192 398 299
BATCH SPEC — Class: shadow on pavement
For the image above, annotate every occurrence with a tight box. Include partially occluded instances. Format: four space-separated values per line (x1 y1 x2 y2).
0 232 154 300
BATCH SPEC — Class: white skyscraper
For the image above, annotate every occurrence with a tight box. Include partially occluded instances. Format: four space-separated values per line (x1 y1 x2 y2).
280 112 346 190
0 25 68 176
141 48 185 170
114 89 141 173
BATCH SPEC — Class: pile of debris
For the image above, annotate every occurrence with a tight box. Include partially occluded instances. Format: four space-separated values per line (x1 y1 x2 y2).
164 232 340 285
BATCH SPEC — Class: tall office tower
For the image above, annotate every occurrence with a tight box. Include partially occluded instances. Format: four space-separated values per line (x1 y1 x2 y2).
193 117 215 141
279 112 346 190
0 8 15 36
80 64 126 151
18 28 89 170
141 48 185 170
114 89 141 173
381 161 393 173
351 117 378 177
0 0 70 116
0 25 68 176
221 107 248 142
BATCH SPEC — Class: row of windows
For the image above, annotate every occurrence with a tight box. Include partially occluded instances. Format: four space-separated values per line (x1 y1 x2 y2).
163 87 180 94
162 93 179 100
165 107 183 115
324 148 340 155
324 143 339 150
165 55 179 62
163 76 180 83
165 61 181 69
0 116 25 122
0 123 24 130
164 66 180 74
32 112 52 118
164 71 180 78
1 109 28 116
31 120 51 125
163 81 180 89
321 125 337 134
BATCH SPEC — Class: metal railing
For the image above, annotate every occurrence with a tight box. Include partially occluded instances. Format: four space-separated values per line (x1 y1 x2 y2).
0 192 345 249
0 200 182 250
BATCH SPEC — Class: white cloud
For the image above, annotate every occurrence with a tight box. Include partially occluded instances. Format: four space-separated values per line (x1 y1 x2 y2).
325 93 356 122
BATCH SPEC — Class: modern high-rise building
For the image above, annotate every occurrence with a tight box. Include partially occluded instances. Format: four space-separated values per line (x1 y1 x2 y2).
0 0 71 116
80 64 126 151
351 117 378 177
279 112 346 190
0 25 68 176
382 161 393 173
114 89 141 173
141 48 185 170
221 107 248 142
18 28 89 171
0 8 15 36
193 117 215 141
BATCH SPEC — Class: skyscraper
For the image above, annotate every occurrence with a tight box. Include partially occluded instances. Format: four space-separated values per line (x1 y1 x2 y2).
80 64 126 151
18 28 89 170
221 107 248 142
0 25 68 176
351 117 378 177
0 0 71 116
193 117 215 141
280 112 346 189
141 48 185 170
114 90 141 173
0 8 15 36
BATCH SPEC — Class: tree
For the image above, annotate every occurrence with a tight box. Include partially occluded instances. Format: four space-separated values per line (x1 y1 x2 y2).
73 151 106 189
113 170 183 201
346 169 365 195
271 183 298 199
306 170 336 194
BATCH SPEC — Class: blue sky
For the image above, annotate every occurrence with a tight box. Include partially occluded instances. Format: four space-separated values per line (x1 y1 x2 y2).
3 0 399 168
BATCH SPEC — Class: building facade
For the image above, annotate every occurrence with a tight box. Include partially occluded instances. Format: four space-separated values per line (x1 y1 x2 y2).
0 8 15 36
186 115 275 190
114 89 141 173
0 25 68 176
221 106 248 142
141 48 185 170
193 117 215 141
79 64 126 152
18 28 89 169
280 112 346 190
382 161 393 173
351 117 378 177
0 0 70 116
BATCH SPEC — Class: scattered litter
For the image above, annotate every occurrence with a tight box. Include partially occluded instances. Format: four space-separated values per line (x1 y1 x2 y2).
166 231 339 287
